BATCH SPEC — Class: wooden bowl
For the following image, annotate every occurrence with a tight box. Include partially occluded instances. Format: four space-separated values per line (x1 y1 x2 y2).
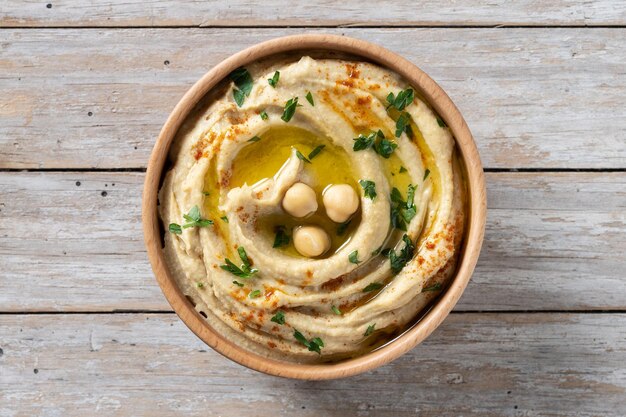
143 34 486 380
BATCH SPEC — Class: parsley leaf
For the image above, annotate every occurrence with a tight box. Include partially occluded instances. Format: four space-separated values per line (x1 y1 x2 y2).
308 144 325 160
437 117 447 128
353 130 397 158
337 219 351 235
331 305 342 315
248 136 261 142
295 149 311 163
390 184 417 231
196 282 204 289
423 169 431 181
233 280 244 287
364 323 376 336
220 246 258 278
399 166 408 173
271 311 285 325
268 71 280 88
386 88 414 111
388 234 415 274
272 225 290 248
281 97 301 122
422 282 442 292
220 215 229 223
294 329 324 354
395 111 412 138
249 289 262 298
229 67 253 107
169 223 182 235
305 91 315 106
353 132 376 151
182 205 213 229
374 137 398 159
359 179 376 200
349 250 360 264
260 110 268 120
362 282 383 292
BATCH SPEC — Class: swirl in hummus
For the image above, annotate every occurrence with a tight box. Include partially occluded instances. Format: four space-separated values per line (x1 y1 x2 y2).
159 56 466 362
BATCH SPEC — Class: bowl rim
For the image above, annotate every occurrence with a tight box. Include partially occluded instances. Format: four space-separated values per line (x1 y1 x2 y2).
142 33 487 380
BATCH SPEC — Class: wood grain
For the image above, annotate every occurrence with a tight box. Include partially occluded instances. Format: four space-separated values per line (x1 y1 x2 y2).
1 28 625 169
1 0 625 27
1 171 624 312
1 313 625 416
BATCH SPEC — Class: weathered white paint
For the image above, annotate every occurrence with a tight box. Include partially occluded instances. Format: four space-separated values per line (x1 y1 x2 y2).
1 0 625 27
0 171 624 312
1 28 625 169
1 313 625 416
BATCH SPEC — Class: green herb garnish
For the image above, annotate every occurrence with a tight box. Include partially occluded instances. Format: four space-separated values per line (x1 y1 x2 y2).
220 246 258 278
202 191 210 196
196 282 204 289
399 166 408 173
386 88 414 111
423 169 431 181
271 310 285 325
395 111 412 138
233 280 244 287
260 110 269 120
390 184 417 231
362 282 383 292
305 91 315 106
353 130 397 158
364 323 376 336
229 67 253 107
337 219 351 235
294 329 324 354
359 179 376 200
422 282 442 292
436 117 447 128
295 149 311 163
388 234 415 274
273 225 290 248
331 305 342 315
281 97 301 122
349 250 360 264
182 205 213 228
169 223 182 234
268 71 280 88
248 136 261 143
249 289 262 298
308 144 325 160
220 216 229 223
374 137 398 158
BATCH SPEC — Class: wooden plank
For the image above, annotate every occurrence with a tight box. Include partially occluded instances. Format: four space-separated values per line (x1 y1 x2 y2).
1 313 625 416
1 0 626 27
1 171 624 312
1 28 625 169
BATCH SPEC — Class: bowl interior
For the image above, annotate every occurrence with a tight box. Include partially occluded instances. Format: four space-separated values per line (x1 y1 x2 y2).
142 34 486 380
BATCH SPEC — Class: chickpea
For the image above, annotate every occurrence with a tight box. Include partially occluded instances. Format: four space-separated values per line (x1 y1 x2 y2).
282 182 318 218
293 226 331 258
322 184 360 223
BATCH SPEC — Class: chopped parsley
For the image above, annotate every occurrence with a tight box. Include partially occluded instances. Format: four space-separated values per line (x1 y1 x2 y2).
386 88 414 111
220 215 229 223
281 97 301 122
220 246 258 278
364 323 376 336
348 250 360 264
308 144 325 160
359 179 377 200
293 329 324 354
395 111 412 138
232 280 244 287
202 191 210 196
182 205 213 228
295 149 311 163
390 184 417 231
196 282 204 289
331 305 342 315
362 282 383 292
422 282 442 292
399 166 408 173
260 110 269 120
353 130 397 158
229 67 253 107
248 136 261 142
268 71 280 88
388 234 415 274
305 91 315 106
423 169 431 181
169 223 182 235
437 117 447 128
272 225 290 248
337 219 351 235
271 310 285 325
249 289 262 298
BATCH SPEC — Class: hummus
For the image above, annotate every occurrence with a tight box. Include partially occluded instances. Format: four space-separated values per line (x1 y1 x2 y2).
159 56 466 362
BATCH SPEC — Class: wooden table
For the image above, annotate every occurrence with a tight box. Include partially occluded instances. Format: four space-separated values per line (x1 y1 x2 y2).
1 2 625 415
